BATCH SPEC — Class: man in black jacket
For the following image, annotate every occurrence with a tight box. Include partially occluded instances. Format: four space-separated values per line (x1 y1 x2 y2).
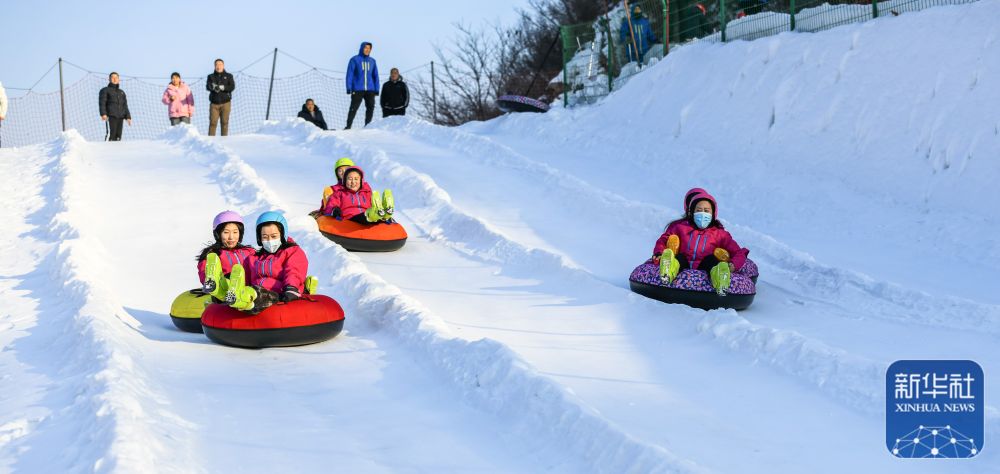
297 99 328 130
206 58 236 136
99 72 132 141
380 68 409 117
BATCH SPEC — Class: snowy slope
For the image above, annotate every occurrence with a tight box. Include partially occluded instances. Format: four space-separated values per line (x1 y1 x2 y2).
1 1 998 473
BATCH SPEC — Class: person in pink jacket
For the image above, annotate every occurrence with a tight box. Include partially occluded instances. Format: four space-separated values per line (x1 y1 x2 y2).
653 190 749 293
198 211 254 299
321 166 395 224
162 72 195 126
206 212 315 314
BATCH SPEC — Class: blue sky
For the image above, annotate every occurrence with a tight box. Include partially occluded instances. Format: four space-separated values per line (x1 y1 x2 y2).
1 0 529 95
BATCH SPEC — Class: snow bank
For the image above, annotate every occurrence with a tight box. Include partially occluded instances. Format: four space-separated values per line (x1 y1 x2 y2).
8 131 197 473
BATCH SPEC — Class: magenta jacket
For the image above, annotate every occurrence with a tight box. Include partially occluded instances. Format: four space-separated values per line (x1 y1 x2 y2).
162 82 195 118
197 246 255 284
246 243 308 293
322 167 373 219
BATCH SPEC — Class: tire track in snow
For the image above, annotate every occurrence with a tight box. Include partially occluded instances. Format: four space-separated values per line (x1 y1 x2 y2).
163 125 705 474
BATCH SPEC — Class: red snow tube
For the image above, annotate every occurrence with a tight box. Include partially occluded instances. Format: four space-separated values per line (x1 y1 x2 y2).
201 294 345 348
314 215 407 252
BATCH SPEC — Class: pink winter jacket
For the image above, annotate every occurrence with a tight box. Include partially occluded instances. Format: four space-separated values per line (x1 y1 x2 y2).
321 167 373 219
197 246 255 284
162 82 195 118
245 243 309 293
653 221 749 271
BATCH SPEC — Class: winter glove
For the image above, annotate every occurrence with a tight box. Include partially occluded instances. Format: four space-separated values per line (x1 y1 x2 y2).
713 248 730 263
330 207 342 219
281 285 301 302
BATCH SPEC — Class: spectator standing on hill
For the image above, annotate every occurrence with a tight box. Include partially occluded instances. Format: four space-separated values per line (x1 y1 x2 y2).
99 72 132 141
207 59 236 136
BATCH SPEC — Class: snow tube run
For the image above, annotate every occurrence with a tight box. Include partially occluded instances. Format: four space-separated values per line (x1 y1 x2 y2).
169 289 210 333
314 215 407 252
201 294 345 348
629 259 759 311
497 95 550 113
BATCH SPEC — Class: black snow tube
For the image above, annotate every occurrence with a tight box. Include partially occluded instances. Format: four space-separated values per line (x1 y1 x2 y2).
497 95 550 113
629 280 756 311
169 289 210 333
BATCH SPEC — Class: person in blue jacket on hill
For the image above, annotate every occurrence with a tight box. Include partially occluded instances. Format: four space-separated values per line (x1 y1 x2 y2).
345 41 380 129
620 5 659 64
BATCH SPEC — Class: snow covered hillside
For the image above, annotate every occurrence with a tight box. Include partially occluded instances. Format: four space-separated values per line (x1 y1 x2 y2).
1 1 998 472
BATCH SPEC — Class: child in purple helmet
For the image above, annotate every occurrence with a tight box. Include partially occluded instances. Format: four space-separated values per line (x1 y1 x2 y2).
198 211 254 298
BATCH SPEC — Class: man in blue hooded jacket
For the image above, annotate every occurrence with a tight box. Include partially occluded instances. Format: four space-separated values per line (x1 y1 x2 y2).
345 41 380 129
620 5 659 63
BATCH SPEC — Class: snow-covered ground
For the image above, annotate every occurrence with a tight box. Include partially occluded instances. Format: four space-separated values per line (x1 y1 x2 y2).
1 1 998 472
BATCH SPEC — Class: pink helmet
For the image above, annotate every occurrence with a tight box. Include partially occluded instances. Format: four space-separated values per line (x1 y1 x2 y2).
683 188 707 211
212 210 245 243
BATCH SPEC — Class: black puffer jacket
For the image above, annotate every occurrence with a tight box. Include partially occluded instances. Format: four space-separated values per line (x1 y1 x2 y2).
297 104 328 130
98 83 131 119
206 71 236 104
380 78 409 110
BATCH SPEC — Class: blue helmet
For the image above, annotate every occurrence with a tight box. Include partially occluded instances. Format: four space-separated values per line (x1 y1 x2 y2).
255 211 288 246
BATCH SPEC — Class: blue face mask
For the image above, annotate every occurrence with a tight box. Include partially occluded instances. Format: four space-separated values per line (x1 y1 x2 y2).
693 212 713 229
262 239 281 253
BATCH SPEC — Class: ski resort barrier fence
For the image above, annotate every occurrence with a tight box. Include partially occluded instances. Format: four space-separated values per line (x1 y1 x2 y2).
0 50 431 148
560 0 978 106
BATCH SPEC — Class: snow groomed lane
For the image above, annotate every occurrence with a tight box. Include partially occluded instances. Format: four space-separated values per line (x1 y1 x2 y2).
0 132 598 474
162 126 700 474
226 123 993 473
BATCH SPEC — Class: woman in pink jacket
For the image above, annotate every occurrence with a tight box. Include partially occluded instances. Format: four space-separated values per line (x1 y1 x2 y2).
653 190 749 293
198 211 255 299
206 212 314 314
162 72 195 126
321 166 395 224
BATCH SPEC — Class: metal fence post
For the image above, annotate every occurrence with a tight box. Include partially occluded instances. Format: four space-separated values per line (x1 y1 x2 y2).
264 48 278 120
663 0 670 55
605 19 614 94
872 0 879 18
790 0 796 30
58 58 66 132
720 0 728 42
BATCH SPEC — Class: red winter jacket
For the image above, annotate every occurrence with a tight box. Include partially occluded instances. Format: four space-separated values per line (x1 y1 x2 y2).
246 243 309 293
322 167 373 219
197 246 255 284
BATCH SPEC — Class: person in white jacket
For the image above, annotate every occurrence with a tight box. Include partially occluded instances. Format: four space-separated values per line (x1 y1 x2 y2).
0 81 8 148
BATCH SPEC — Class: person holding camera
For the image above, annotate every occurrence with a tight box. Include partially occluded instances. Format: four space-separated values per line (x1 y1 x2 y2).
206 58 235 136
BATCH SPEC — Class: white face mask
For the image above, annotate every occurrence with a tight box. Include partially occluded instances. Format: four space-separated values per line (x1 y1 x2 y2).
262 239 281 253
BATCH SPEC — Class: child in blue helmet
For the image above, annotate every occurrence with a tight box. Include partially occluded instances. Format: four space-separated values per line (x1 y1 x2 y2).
204 211 317 313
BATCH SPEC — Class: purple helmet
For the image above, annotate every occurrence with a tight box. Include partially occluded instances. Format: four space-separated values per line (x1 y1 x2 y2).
212 210 245 244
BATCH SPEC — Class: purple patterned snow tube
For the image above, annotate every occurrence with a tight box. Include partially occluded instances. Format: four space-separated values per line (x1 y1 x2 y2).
629 258 758 310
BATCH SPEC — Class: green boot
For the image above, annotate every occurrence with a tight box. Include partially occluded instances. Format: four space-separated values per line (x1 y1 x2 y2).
202 253 228 300
365 191 384 223
225 264 257 311
658 249 680 284
710 262 732 296
381 189 394 220
304 276 319 295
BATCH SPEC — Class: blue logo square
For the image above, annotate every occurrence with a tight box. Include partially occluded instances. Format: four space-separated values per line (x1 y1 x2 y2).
886 360 984 458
